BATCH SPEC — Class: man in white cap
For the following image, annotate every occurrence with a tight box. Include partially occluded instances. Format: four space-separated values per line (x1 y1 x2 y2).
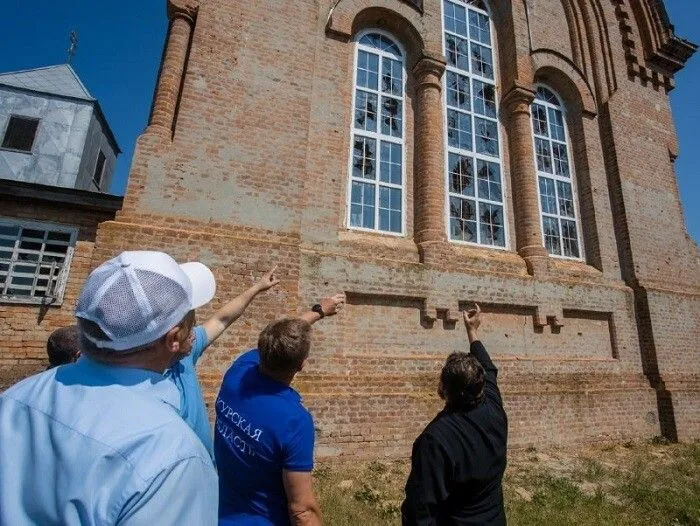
0 251 219 525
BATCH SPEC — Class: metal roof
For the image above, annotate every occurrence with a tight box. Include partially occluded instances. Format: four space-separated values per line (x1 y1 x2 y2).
0 64 94 101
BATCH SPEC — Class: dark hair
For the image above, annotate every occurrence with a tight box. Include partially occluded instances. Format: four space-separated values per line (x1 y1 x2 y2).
258 318 312 374
438 352 485 410
46 325 81 367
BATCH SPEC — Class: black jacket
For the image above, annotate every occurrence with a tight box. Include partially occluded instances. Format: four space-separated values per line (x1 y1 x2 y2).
402 341 508 525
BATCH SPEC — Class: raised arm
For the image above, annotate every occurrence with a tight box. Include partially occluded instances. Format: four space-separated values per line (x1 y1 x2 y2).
462 304 497 373
298 293 346 325
202 266 280 344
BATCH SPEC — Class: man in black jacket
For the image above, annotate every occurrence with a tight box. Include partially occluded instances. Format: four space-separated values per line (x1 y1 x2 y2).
402 304 508 525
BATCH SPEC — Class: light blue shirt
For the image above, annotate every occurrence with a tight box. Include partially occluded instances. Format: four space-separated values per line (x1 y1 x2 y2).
166 325 215 459
0 357 218 525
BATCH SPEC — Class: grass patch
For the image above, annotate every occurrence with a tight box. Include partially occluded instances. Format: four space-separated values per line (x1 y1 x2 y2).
315 441 700 526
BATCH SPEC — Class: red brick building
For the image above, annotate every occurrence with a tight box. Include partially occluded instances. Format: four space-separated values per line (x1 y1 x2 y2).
4 0 699 455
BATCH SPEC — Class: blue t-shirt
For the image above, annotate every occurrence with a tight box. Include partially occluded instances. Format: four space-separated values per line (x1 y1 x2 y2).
166 326 214 460
215 349 315 526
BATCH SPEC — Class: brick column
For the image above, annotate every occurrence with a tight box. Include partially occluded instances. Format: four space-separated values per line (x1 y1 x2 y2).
412 54 448 263
148 1 197 137
502 84 549 275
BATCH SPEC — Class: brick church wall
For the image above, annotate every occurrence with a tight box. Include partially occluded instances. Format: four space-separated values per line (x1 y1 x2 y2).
0 196 116 390
2 0 697 455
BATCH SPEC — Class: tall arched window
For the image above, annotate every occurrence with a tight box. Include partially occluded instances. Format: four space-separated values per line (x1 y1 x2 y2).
531 86 583 259
347 32 405 234
442 0 506 247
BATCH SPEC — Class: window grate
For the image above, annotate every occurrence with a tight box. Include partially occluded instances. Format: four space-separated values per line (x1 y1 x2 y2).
0 219 77 304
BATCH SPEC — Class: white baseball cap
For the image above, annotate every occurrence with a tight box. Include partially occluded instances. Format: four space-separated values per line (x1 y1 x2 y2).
75 251 216 351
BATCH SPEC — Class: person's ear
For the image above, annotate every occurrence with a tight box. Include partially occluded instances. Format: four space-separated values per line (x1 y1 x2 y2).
164 325 182 355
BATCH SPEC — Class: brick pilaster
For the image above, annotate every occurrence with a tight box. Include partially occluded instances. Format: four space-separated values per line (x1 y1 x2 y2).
412 53 449 264
502 84 549 276
147 1 197 139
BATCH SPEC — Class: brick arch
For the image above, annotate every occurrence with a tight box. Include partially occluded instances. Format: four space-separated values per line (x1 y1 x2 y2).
561 0 618 101
532 50 597 116
326 1 435 65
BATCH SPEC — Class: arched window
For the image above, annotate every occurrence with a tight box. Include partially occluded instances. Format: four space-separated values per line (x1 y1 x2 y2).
443 0 506 247
347 32 405 234
531 86 583 259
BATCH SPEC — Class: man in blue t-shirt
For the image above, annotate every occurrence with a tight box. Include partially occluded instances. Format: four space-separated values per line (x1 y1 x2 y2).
166 266 280 460
215 293 346 526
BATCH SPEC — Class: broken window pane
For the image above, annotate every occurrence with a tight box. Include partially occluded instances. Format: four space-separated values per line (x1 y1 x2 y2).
449 153 474 196
474 117 498 156
470 42 493 79
352 137 376 180
382 57 403 96
445 34 470 71
448 109 472 150
535 138 553 173
479 203 505 247
354 90 377 132
473 80 496 118
476 159 502 202
381 97 402 138
543 217 561 255
532 104 549 137
447 71 470 111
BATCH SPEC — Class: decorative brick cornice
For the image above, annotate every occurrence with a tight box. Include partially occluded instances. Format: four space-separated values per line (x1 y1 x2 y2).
167 0 198 23
612 0 697 92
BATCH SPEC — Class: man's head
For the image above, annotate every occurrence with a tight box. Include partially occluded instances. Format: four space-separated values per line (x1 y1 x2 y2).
75 251 216 371
438 352 485 410
46 325 81 367
258 318 312 376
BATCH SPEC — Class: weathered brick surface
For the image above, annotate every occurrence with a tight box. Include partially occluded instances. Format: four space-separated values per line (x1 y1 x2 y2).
0 196 116 388
2 0 697 454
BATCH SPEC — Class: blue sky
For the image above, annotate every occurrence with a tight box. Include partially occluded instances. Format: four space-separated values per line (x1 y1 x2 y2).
1 0 698 242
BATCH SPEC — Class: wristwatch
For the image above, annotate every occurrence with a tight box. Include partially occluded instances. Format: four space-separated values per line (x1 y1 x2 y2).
311 303 325 318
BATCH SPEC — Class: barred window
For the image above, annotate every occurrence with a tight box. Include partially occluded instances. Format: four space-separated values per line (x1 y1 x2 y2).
348 31 406 234
443 0 507 247
0 219 77 304
531 86 583 259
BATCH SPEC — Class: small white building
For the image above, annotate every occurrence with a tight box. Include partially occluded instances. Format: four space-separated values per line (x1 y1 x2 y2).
0 64 120 192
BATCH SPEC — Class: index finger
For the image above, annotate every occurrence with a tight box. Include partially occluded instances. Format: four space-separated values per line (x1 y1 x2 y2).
267 264 278 275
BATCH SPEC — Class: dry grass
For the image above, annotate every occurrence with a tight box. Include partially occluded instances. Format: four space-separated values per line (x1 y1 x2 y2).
314 439 700 526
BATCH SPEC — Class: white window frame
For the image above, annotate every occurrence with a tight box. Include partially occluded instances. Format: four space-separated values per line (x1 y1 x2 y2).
0 218 78 305
441 0 510 250
530 85 585 260
346 29 407 237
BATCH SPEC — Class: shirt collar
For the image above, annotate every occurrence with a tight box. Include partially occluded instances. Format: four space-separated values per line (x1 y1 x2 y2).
75 357 181 411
